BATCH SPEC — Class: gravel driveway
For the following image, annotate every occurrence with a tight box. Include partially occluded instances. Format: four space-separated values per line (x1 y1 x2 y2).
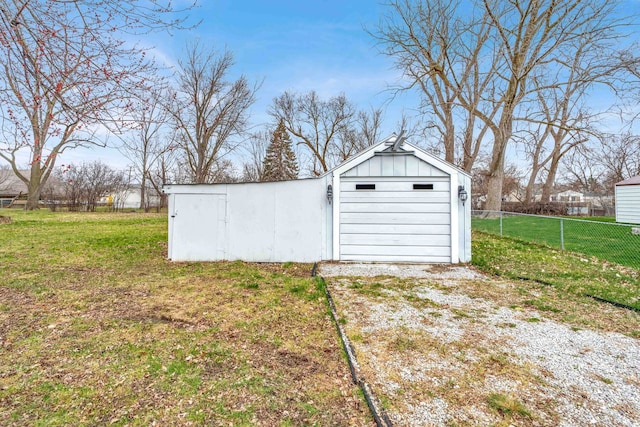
320 263 640 427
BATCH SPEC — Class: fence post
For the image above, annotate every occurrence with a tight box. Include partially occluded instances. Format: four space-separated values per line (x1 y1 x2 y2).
560 218 565 250
499 211 503 236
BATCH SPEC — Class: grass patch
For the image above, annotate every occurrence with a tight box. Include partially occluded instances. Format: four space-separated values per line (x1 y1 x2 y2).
472 231 640 312
472 214 640 269
595 374 614 385
0 210 370 425
522 299 561 313
348 280 386 298
487 393 532 419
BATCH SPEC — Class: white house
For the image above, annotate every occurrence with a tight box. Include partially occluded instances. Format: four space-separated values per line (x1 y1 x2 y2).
615 175 640 224
163 134 472 263
550 189 584 202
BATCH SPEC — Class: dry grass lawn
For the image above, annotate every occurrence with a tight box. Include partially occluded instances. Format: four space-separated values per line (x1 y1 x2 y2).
0 211 372 426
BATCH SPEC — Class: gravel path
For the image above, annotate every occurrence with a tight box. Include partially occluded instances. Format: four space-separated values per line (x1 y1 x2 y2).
321 263 640 426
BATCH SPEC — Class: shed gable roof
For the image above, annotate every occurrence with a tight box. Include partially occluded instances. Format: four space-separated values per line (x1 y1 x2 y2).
616 175 640 186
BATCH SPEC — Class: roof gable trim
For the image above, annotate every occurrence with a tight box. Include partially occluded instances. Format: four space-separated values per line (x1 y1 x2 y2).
326 133 469 178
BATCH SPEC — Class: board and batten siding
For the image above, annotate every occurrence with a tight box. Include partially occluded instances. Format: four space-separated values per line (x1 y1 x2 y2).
615 184 640 224
341 153 447 178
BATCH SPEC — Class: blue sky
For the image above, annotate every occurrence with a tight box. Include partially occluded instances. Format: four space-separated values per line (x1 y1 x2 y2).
66 0 413 169
167 0 412 127
64 0 640 173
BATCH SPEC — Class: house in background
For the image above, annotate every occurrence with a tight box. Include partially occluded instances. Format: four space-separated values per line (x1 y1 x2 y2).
550 189 584 203
0 169 28 208
102 184 163 210
615 175 640 224
549 190 588 215
163 134 472 264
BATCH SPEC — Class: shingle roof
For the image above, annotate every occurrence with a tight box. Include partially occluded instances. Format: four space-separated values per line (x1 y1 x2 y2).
615 175 640 186
0 169 28 196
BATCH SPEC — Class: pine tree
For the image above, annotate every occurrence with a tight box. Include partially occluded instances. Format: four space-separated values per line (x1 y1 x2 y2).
261 119 299 182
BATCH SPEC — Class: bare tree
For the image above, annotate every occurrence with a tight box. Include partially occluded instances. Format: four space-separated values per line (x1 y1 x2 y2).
147 147 179 210
520 25 639 203
471 161 523 209
57 161 125 211
168 43 258 183
374 0 637 210
336 108 385 163
374 0 495 171
241 129 270 182
563 133 639 208
598 133 640 187
0 163 10 192
118 89 173 211
0 0 196 210
269 91 383 175
563 144 607 193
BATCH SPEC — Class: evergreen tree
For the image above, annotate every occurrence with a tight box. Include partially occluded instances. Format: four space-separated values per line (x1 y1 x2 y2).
261 119 299 181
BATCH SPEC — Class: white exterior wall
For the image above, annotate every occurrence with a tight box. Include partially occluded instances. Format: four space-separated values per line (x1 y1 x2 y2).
164 179 331 262
330 144 471 264
615 185 640 224
457 171 472 263
164 137 472 264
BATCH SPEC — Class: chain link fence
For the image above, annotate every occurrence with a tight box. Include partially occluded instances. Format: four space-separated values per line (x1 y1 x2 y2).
472 210 640 270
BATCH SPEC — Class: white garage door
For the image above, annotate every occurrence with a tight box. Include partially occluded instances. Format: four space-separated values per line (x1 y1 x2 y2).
339 177 451 262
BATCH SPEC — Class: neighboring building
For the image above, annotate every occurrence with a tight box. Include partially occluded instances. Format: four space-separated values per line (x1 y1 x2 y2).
163 134 472 264
615 175 640 224
548 190 587 215
583 192 615 217
0 169 28 208
550 189 584 202
103 185 163 210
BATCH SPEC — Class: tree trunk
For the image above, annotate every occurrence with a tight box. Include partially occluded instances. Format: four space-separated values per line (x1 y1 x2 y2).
524 171 537 204
485 169 504 211
139 173 146 211
524 159 543 203
443 105 455 164
540 152 561 202
25 165 43 210
484 130 509 211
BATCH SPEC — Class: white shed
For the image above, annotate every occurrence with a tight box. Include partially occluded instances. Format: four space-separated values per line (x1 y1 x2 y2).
615 175 640 224
163 134 472 263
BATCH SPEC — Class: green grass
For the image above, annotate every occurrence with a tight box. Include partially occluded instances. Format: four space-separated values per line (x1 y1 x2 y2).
487 393 532 419
0 209 369 425
472 230 640 311
472 214 640 269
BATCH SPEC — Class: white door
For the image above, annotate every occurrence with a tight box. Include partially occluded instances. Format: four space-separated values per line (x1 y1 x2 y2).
339 177 451 262
170 193 226 261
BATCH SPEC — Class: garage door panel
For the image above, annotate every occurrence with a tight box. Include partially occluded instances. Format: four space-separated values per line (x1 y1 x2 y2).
341 202 450 213
340 212 450 225
341 223 451 235
339 174 452 263
340 179 450 192
341 192 450 204
341 233 451 246
341 245 451 256
343 254 451 263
